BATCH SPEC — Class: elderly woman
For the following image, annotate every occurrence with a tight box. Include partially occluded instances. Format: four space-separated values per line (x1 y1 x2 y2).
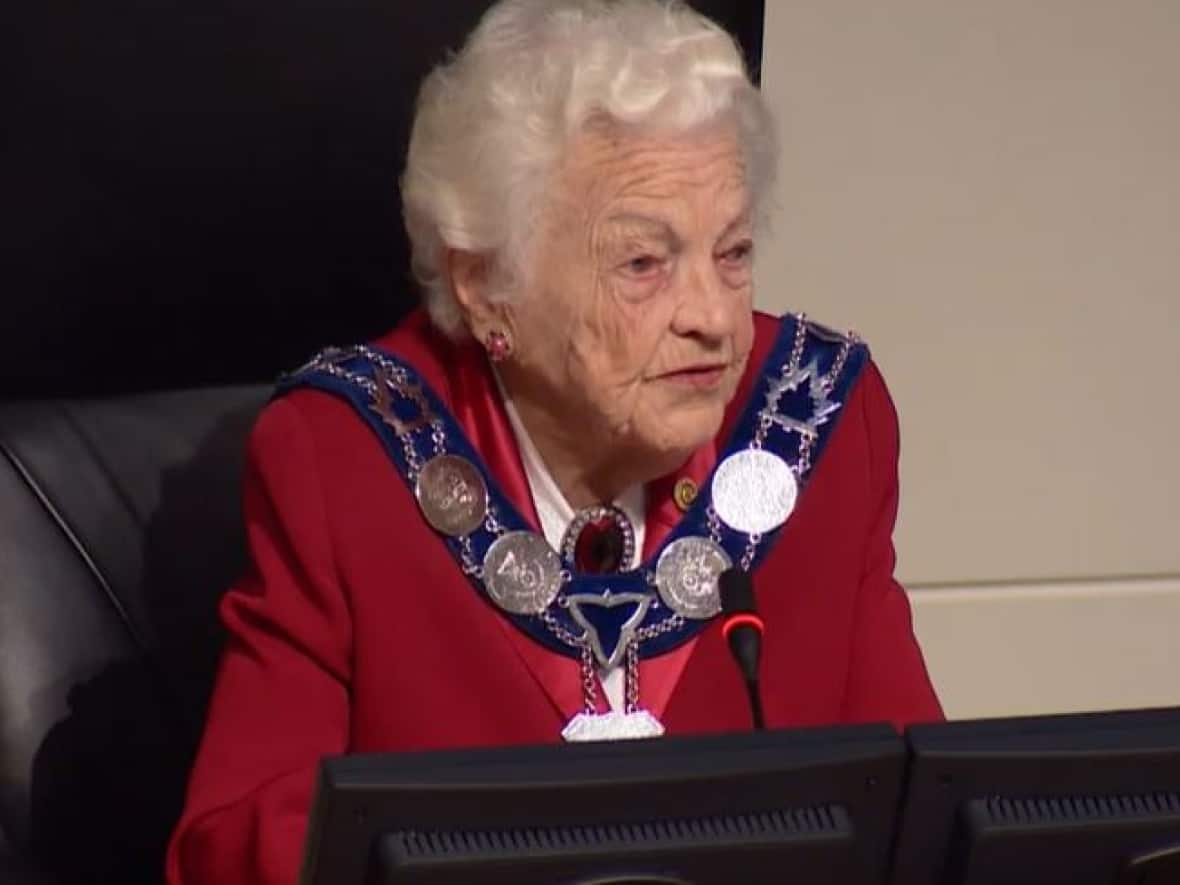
167 0 941 881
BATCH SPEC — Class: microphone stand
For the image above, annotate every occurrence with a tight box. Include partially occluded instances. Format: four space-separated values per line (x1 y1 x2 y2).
719 569 766 731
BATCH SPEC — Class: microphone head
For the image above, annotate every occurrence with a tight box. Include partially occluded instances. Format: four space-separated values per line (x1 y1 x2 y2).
719 568 766 727
719 568 757 616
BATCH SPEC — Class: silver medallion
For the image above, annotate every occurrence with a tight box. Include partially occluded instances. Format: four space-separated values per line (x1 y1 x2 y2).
711 448 798 535
654 536 732 620
482 531 563 615
415 454 489 537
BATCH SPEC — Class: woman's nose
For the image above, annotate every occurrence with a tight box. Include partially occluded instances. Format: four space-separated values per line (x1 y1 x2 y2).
670 258 737 343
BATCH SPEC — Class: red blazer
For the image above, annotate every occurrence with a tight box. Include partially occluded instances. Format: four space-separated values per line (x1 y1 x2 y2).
166 310 941 885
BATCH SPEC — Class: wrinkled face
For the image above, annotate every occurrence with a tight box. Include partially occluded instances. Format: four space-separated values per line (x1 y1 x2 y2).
503 120 756 475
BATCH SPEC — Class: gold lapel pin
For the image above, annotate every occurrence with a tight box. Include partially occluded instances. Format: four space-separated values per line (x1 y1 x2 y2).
673 477 698 512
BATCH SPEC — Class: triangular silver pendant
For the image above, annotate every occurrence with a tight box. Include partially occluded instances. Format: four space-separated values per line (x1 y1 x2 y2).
566 592 651 669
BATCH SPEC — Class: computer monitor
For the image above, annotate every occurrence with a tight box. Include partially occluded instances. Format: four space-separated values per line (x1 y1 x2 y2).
890 707 1180 885
300 723 905 885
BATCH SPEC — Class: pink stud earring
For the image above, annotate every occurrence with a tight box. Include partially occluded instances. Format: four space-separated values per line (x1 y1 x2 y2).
485 329 513 363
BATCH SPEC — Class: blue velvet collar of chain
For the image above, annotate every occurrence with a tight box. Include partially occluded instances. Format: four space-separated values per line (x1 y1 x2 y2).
276 314 868 663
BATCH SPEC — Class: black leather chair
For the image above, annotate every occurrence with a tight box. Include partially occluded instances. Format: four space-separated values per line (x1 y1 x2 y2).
1 3 763 881
0 387 267 883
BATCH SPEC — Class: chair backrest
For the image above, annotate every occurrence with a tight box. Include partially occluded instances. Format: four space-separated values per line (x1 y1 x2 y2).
0 386 268 883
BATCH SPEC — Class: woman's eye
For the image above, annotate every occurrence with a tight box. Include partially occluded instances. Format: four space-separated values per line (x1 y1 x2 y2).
719 241 754 265
621 255 665 277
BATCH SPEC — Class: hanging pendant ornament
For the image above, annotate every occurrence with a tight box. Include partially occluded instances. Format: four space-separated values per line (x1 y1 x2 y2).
415 454 489 537
654 536 732 619
562 709 665 742
710 448 798 535
562 639 665 742
482 531 563 615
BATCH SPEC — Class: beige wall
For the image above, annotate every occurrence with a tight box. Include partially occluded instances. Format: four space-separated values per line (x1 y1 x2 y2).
756 0 1180 718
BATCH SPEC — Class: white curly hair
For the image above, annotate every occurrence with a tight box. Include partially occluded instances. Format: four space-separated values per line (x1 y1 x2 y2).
401 0 778 337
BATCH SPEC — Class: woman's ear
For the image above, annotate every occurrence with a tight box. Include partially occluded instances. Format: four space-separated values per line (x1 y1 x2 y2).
446 248 505 341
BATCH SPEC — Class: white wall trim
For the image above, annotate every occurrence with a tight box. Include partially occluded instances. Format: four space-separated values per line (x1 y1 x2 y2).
908 577 1180 720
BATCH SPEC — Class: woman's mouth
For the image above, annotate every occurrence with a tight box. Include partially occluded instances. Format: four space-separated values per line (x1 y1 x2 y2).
658 364 728 390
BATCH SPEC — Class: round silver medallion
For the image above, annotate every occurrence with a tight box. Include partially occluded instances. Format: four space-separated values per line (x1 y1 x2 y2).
654 536 732 620
711 448 798 535
415 454 488 537
482 531 563 615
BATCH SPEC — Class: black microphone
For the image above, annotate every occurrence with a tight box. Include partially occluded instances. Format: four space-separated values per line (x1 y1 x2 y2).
719 568 765 730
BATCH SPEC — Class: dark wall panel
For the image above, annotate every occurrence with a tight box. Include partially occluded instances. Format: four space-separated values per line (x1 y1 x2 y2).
2 1 764 397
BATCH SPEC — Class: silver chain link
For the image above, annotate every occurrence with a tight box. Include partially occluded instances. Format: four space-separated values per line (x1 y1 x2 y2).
484 508 503 535
795 435 817 478
635 613 687 642
706 506 723 544
458 536 484 579
540 609 581 647
787 312 809 375
430 420 447 456
625 640 640 713
579 642 599 714
823 336 856 393
739 532 762 572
